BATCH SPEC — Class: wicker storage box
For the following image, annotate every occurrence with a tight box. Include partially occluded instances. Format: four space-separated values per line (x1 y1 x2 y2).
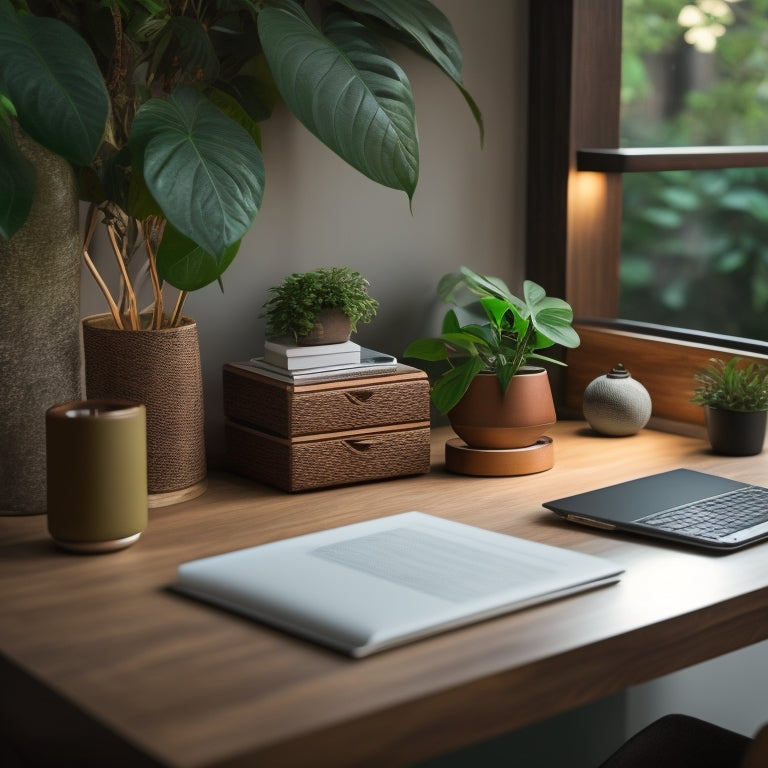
222 364 431 491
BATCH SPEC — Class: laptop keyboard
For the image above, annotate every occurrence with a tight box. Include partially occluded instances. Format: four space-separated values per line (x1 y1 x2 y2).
637 486 768 541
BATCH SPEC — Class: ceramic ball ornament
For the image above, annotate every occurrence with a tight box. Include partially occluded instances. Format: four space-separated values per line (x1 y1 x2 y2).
583 363 652 436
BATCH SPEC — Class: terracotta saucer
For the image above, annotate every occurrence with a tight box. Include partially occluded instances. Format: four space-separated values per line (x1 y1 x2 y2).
445 436 554 476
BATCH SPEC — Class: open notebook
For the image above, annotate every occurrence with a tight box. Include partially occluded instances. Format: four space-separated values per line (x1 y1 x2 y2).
173 512 623 657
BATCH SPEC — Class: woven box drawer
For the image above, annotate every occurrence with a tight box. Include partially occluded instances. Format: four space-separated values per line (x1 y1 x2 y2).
222 363 430 437
225 421 431 492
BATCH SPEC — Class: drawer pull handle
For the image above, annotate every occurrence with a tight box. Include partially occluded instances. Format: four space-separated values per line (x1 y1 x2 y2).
345 391 374 405
343 439 376 452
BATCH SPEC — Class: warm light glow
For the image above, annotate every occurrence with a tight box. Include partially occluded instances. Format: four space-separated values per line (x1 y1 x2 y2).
570 171 607 208
567 171 609 264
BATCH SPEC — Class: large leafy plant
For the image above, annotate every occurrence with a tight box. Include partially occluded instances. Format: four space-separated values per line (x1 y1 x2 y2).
0 0 480 329
404 267 580 414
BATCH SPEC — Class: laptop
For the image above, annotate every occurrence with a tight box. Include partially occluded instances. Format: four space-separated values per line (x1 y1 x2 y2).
544 468 768 551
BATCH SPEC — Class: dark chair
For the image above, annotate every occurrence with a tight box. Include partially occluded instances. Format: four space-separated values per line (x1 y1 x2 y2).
597 714 768 768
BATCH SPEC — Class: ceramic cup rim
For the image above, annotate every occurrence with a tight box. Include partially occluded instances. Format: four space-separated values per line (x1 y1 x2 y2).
47 399 145 421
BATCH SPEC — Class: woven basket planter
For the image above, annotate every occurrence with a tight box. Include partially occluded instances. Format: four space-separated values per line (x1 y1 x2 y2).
0 125 81 515
82 314 207 506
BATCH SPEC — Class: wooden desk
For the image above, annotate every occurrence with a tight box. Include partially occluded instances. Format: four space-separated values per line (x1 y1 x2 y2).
3 422 768 767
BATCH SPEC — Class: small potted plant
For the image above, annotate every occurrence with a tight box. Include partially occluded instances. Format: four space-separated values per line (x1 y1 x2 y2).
405 266 580 453
691 357 768 455
263 267 379 345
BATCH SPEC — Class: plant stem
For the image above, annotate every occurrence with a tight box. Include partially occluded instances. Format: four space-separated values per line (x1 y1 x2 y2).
510 323 535 373
143 217 164 329
83 249 124 330
82 203 102 254
170 291 189 327
82 204 123 329
106 221 140 330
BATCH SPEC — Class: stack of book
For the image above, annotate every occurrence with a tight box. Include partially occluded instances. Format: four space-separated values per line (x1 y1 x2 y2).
244 338 399 383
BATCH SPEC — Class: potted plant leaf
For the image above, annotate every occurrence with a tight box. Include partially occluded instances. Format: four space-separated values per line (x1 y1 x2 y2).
1 0 482 315
691 357 768 455
405 266 580 458
0 0 480 505
263 267 379 345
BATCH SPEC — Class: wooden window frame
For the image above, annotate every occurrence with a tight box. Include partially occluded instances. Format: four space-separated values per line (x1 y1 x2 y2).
526 0 768 427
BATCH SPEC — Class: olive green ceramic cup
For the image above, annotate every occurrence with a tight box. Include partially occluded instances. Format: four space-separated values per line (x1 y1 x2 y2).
46 400 148 553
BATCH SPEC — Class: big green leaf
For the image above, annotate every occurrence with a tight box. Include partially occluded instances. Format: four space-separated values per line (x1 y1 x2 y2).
156 224 240 291
430 356 486 414
439 266 521 307
130 87 265 259
480 296 516 329
0 122 34 240
0 1 109 166
525 281 580 349
258 2 418 199
335 0 483 141
403 337 450 362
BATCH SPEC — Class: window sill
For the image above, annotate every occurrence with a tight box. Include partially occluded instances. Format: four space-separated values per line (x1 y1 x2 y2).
577 146 768 173
566 321 768 425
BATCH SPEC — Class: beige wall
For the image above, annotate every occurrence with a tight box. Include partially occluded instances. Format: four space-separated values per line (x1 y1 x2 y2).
81 1 529 462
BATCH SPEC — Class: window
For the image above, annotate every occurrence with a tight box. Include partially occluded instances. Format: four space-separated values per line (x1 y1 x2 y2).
620 1 768 340
525 0 768 426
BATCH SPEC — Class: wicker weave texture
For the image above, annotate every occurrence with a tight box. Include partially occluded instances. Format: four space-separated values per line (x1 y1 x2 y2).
223 368 430 437
82 315 206 494
1 126 81 515
225 422 431 492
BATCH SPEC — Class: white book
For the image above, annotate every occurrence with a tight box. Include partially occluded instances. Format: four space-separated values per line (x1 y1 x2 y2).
264 338 361 357
263 338 361 370
242 349 398 384
174 512 623 658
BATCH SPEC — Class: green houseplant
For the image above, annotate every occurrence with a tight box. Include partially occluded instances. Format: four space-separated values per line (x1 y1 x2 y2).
0 0 481 329
404 267 580 465
263 266 378 344
0 0 480 503
691 357 768 455
405 266 581 415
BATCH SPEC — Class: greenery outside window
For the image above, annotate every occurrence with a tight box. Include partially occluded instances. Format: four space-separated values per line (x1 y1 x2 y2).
526 0 768 427
620 0 768 341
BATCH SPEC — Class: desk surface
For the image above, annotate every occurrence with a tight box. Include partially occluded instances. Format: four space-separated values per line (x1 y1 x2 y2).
3 422 768 767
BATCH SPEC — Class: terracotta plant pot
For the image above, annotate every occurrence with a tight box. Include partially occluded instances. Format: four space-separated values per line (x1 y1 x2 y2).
298 308 352 345
448 368 557 449
81 314 207 505
705 406 767 456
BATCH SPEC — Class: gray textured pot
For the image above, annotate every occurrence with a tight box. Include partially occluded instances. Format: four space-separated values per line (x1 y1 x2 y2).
0 124 82 515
